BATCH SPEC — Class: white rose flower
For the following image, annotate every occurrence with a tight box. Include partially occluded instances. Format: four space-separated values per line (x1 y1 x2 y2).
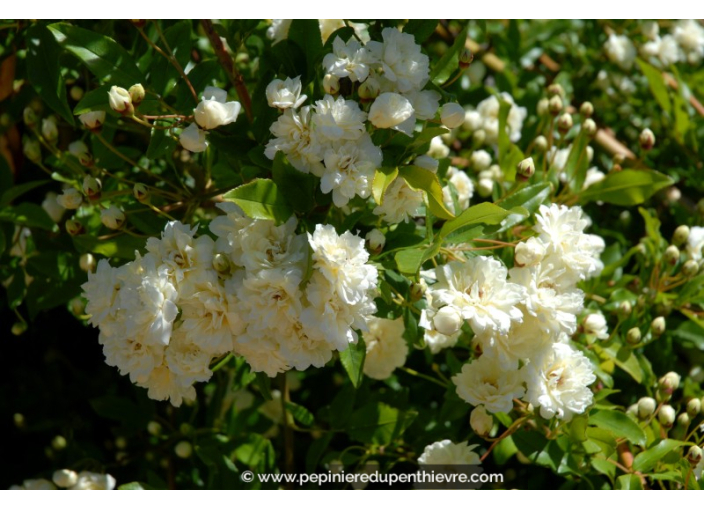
514 237 547 267
365 228 386 252
405 89 440 120
427 136 450 159
422 256 526 337
266 76 307 110
372 177 423 223
42 192 65 222
69 471 116 490
100 205 125 230
442 166 473 213
313 94 367 141
68 140 92 165
180 123 208 153
673 19 704 64
56 188 83 210
452 353 525 414
424 329 461 354
321 135 382 207
418 440 481 465
522 342 596 421
366 27 429 93
52 469 78 488
686 226 704 261
362 317 408 380
17 479 56 490
470 149 492 171
265 106 324 174
194 86 241 130
368 92 416 135
441 102 465 128
323 37 375 83
604 33 637 70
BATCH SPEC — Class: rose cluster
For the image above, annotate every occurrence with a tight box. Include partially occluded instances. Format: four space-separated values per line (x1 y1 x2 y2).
82 205 378 406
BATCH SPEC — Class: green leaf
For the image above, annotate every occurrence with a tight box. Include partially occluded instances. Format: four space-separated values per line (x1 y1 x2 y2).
497 182 552 212
146 125 176 160
150 20 192 96
72 234 144 260
339 337 366 389
409 127 450 151
271 152 316 214
633 439 689 473
285 401 314 427
0 180 51 208
347 402 416 445
438 202 510 239
403 20 439 43
288 19 323 80
637 58 671 114
372 167 398 205
48 23 144 85
6 267 25 309
589 409 646 447
598 341 644 384
579 170 674 206
73 85 112 114
25 24 75 125
430 24 468 84
254 372 273 401
615 474 643 490
221 179 293 225
399 165 454 220
497 96 525 181
0 203 55 230
395 247 426 275
564 131 590 191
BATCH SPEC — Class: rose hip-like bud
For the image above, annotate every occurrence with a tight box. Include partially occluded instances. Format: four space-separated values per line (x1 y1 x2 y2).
639 128 655 151
23 107 37 127
686 398 701 417
658 371 680 396
537 98 549 116
672 225 690 246
409 280 427 303
108 86 134 115
582 118 597 137
175 441 193 459
637 396 657 419
79 253 96 273
580 101 594 118
358 78 380 102
626 327 641 345
658 404 676 427
547 83 565 98
459 48 473 69
42 117 59 143
516 157 535 182
548 95 563 115
687 445 703 466
129 83 145 106
664 245 680 265
618 301 632 317
79 111 106 132
557 112 573 134
133 183 149 202
682 260 699 277
470 406 493 436
677 412 691 428
52 469 78 489
82 175 102 200
652 316 666 337
23 138 42 163
534 135 548 152
65 218 84 236
68 140 93 166
323 74 340 95
472 129 486 147
101 205 125 230
365 228 385 254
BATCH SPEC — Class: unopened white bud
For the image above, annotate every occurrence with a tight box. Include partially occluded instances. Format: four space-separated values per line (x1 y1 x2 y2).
580 101 594 118
65 218 84 236
515 238 546 267
477 177 493 197
557 112 573 134
358 78 380 101
133 183 149 202
323 74 340 95
686 398 701 417
212 253 230 273
23 107 38 127
664 245 680 265
70 85 84 101
582 118 597 137
470 406 493 436
78 111 106 131
682 260 699 277
651 316 666 337
100 205 125 230
57 188 83 210
68 141 93 166
639 128 655 150
52 469 78 489
42 117 59 143
687 445 703 465
626 327 641 345
658 405 676 427
147 421 162 436
23 138 42 163
440 103 465 129
174 441 192 459
409 280 427 303
11 322 27 336
82 176 102 199
128 83 145 106
433 306 463 336
637 396 657 419
79 253 96 273
537 98 549 116
108 86 133 115
658 371 680 395
516 157 535 182
365 228 386 254
548 95 563 115
534 135 548 152
673 225 690 246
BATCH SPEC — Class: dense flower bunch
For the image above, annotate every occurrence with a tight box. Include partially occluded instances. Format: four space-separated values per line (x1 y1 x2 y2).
82 206 378 405
10 470 116 490
421 204 605 422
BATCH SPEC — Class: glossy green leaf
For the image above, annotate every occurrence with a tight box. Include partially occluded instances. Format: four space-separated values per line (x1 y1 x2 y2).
340 337 366 389
438 202 509 239
221 179 293 225
589 409 646 447
633 439 689 473
372 167 398 205
579 170 674 206
0 203 55 230
399 165 454 220
430 24 468 83
637 58 671 114
285 401 314 427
